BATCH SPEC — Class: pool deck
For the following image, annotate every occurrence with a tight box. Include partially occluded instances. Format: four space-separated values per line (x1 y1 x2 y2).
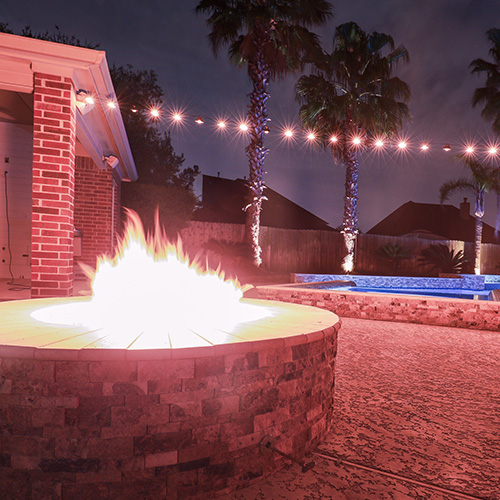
220 317 500 500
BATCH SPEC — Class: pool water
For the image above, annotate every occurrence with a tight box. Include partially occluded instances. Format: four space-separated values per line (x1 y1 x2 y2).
293 282 493 300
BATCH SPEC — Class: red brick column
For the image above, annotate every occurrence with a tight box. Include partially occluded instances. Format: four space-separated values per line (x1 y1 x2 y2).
31 73 76 297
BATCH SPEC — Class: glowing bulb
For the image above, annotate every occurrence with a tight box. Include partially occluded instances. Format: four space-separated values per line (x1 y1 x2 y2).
239 123 249 131
85 96 94 105
307 133 316 141
398 141 407 149
217 121 226 128
420 144 429 151
195 116 204 124
150 108 160 118
443 144 451 152
330 135 338 143
173 113 182 121
107 100 117 109
465 146 474 154
284 130 293 138
375 140 384 148
352 137 361 145
488 147 498 155
131 106 138 113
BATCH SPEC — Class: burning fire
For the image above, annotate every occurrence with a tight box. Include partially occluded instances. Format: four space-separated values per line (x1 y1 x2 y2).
32 211 270 348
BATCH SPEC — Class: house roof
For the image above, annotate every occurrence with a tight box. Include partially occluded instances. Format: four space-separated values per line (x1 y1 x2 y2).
367 200 499 243
0 33 136 181
193 174 334 231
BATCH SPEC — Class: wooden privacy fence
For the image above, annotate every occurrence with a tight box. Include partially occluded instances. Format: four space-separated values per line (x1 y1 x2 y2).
180 221 500 275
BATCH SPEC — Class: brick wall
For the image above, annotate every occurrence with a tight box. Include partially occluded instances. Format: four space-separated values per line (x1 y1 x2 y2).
74 157 121 276
31 73 76 298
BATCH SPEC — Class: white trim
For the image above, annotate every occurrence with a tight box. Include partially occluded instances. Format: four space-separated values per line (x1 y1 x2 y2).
0 33 137 182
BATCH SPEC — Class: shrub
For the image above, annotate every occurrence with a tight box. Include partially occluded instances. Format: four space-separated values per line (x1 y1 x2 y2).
418 244 467 274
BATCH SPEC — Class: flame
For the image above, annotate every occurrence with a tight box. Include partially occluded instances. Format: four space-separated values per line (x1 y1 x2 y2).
32 211 269 347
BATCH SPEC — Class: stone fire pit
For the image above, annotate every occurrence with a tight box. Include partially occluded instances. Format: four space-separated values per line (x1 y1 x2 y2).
0 297 339 499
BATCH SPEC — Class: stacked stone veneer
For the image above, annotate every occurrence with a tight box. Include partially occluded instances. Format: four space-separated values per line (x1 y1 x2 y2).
0 323 339 499
257 285 500 331
32 72 76 298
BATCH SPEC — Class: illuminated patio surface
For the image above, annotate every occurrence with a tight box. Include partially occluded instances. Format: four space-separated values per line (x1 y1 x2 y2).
0 296 336 359
219 317 500 500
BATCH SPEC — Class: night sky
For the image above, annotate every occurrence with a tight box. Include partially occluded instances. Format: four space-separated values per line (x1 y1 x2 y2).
2 0 500 231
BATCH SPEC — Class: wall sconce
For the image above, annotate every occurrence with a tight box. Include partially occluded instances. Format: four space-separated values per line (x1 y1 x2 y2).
75 89 95 115
102 154 119 169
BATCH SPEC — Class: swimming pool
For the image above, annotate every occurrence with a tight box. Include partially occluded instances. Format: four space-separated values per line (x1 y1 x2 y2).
292 281 491 300
290 274 500 301
254 275 500 331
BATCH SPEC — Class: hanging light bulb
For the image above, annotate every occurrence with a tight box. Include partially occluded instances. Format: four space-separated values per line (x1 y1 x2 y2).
131 105 138 113
195 116 204 124
443 144 451 152
263 125 270 134
420 143 429 151
284 129 293 138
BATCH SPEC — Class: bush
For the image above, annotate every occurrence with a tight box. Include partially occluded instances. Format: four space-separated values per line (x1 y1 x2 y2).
418 244 467 274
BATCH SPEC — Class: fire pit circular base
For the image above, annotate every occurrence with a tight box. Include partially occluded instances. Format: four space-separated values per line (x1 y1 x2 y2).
0 297 339 499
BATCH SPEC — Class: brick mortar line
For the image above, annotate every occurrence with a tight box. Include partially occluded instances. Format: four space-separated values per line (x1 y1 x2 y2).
312 452 489 500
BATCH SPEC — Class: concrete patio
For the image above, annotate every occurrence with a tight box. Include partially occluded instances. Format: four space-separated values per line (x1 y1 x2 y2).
220 317 500 500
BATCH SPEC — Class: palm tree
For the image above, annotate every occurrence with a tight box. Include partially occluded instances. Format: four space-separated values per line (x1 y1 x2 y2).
439 156 495 274
196 0 333 267
295 22 410 273
471 28 500 234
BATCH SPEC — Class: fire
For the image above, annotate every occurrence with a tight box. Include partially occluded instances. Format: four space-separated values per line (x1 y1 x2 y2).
32 211 270 348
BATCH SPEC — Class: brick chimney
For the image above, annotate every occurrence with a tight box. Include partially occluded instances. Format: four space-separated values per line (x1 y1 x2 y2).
460 197 470 220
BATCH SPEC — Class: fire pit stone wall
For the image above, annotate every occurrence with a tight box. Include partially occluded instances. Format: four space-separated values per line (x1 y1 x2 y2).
0 310 339 499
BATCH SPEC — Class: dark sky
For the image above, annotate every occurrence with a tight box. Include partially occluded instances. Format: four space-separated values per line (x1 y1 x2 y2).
2 0 500 231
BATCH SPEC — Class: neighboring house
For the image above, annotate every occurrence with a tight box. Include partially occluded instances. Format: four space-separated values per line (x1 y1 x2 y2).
367 199 498 243
0 33 137 298
193 174 334 231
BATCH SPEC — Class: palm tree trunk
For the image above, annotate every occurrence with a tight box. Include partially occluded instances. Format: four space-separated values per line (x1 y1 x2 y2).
342 147 360 273
474 215 483 275
244 30 270 267
496 192 500 238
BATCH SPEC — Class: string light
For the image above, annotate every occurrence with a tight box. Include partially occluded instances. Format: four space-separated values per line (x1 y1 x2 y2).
102 99 500 160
